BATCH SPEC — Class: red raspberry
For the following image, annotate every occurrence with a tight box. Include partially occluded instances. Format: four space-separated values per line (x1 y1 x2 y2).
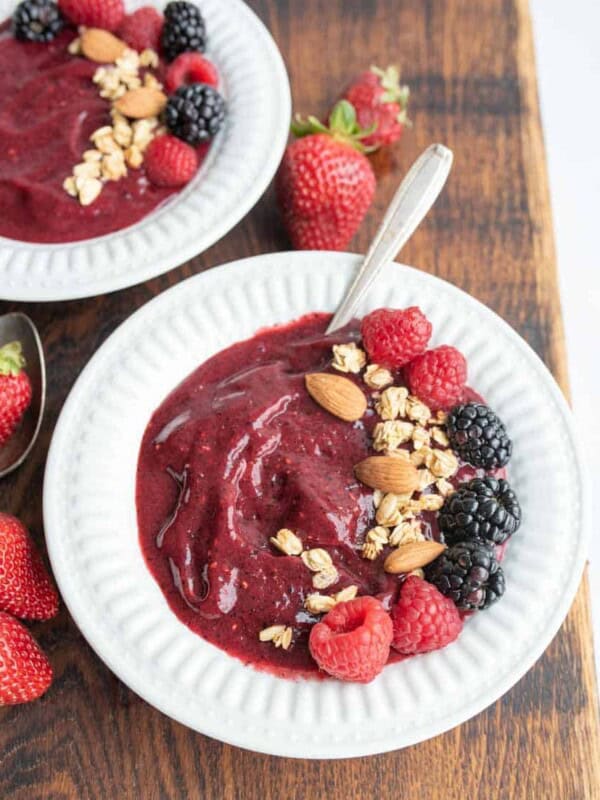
145 135 199 188
360 307 432 368
58 0 124 31
391 576 463 655
165 53 219 94
117 7 163 53
407 345 467 410
309 596 393 683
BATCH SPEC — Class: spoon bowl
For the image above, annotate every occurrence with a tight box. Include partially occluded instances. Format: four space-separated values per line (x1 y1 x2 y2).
0 313 45 479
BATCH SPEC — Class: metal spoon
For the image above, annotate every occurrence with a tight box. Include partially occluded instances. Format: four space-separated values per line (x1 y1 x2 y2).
0 313 46 479
327 143 454 333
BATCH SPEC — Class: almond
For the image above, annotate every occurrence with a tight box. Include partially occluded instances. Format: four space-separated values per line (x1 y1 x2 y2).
81 28 128 63
305 373 367 422
115 88 168 119
383 540 446 574
354 455 419 494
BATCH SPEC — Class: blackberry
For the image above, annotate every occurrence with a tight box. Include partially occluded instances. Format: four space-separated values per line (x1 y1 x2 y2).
425 539 505 610
162 1 206 61
439 476 521 546
12 0 64 43
447 402 512 469
165 83 226 145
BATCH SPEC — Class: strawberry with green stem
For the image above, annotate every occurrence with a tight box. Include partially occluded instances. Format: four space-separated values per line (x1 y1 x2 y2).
0 342 32 447
276 100 377 251
336 65 411 150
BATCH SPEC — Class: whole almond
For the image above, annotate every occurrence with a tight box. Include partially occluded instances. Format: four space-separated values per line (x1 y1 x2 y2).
384 540 446 574
305 373 367 422
81 28 128 63
115 88 168 119
354 456 419 494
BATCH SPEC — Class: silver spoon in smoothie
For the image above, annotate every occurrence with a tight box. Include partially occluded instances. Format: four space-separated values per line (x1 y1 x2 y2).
0 313 46 479
327 143 454 333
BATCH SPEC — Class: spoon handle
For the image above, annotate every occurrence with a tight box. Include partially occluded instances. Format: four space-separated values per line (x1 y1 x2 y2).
326 143 454 334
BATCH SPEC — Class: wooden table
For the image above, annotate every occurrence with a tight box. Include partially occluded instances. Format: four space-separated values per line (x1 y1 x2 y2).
1 0 599 797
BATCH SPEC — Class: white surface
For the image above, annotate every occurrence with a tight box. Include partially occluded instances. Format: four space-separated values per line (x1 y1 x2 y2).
0 0 291 302
43 252 589 757
531 0 600 683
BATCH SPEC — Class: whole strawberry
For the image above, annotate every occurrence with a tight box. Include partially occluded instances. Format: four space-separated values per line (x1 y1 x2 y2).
58 0 124 31
0 612 52 705
0 514 58 621
0 342 32 447
276 100 376 251
337 65 410 150
391 575 463 655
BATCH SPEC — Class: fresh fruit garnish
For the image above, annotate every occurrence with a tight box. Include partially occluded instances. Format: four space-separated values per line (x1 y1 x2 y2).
391 575 463 654
145 134 199 187
407 345 467 410
165 52 219 94
438 477 522 546
12 0 64 43
0 341 32 447
425 539 505 610
165 83 226 145
336 65 410 150
117 6 163 53
0 612 52 705
275 100 376 251
308 596 392 682
360 306 432 368
58 0 124 31
447 402 512 469
0 513 59 621
161 0 206 61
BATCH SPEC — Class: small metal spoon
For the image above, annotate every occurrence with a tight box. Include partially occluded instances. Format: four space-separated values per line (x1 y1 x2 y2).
0 313 46 479
327 143 454 333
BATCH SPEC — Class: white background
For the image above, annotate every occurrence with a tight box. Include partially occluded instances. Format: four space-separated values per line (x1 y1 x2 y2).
531 0 600 681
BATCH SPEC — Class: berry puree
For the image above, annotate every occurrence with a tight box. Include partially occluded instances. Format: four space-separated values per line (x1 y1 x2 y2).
0 23 179 244
136 313 497 679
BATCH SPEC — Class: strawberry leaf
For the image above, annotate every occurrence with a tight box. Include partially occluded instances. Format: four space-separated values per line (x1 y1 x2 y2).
0 341 25 377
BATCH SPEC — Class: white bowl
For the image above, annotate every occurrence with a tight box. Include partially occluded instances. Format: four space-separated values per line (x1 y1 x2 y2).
44 252 590 758
0 0 290 301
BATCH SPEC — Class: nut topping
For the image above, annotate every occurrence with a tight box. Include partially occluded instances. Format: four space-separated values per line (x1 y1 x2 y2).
383 540 446 574
115 87 168 119
355 455 419 495
305 373 367 422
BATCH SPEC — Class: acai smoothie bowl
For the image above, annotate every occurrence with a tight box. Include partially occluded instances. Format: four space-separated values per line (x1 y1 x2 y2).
43 253 588 756
0 0 290 300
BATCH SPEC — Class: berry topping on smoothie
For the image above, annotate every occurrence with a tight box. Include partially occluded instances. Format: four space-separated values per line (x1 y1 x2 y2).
136 308 521 682
0 0 226 243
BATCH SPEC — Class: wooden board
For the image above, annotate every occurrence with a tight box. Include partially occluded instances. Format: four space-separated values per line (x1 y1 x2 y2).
1 0 599 797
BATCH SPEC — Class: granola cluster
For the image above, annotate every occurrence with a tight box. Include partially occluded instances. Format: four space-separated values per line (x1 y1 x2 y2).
63 40 164 206
327 343 459 563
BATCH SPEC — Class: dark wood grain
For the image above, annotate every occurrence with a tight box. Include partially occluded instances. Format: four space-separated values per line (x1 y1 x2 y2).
1 0 599 797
